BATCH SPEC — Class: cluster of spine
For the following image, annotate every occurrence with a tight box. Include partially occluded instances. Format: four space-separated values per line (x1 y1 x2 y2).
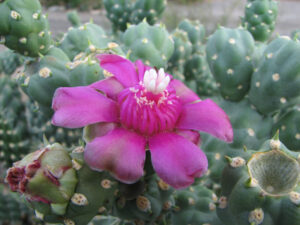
242 0 278 42
103 0 167 32
0 0 52 57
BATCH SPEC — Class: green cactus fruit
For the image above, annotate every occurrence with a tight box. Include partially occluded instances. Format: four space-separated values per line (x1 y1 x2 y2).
59 22 122 60
178 19 206 53
217 134 300 225
0 76 31 167
171 184 222 225
122 21 174 68
168 29 193 79
0 184 37 225
206 27 255 101
0 49 24 76
113 175 174 224
6 144 118 225
242 0 278 42
67 10 82 28
201 98 272 184
184 53 218 97
130 0 167 26
0 0 51 57
272 107 300 151
103 0 133 32
249 36 300 115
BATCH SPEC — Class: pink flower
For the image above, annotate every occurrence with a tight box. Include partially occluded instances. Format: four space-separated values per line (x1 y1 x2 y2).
51 54 233 189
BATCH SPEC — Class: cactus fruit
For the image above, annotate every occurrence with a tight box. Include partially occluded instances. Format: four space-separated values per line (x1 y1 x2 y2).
242 0 278 42
0 0 51 57
130 0 167 26
122 21 174 68
206 27 255 101
171 183 222 225
272 107 300 150
103 0 133 32
0 76 31 167
0 49 24 76
249 36 300 115
6 144 118 225
217 134 300 225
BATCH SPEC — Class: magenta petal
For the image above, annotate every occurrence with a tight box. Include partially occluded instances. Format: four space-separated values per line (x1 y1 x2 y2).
176 129 201 146
90 77 124 100
83 122 117 143
97 54 139 87
84 128 146 184
149 132 208 189
135 59 152 81
52 86 118 128
170 79 200 104
176 99 233 142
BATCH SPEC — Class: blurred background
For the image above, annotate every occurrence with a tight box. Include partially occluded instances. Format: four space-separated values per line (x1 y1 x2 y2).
39 0 299 36
0 0 298 52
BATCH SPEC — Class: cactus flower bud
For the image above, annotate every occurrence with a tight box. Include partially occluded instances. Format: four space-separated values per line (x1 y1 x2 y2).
6 144 77 213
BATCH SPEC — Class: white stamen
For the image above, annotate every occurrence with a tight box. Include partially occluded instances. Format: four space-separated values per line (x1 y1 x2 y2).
143 68 170 94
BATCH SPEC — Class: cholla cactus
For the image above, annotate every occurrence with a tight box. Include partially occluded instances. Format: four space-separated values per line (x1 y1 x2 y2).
0 0 51 57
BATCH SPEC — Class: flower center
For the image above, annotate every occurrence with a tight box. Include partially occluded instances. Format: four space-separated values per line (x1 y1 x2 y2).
143 68 170 94
118 69 181 136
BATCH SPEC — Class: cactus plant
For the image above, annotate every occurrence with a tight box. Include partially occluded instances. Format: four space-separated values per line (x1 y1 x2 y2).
0 76 31 167
6 144 118 225
206 27 255 101
242 0 278 42
130 0 167 26
171 183 222 225
0 0 52 57
249 36 300 115
0 184 37 225
103 0 133 32
217 134 300 225
122 21 174 68
0 49 24 76
272 107 300 150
